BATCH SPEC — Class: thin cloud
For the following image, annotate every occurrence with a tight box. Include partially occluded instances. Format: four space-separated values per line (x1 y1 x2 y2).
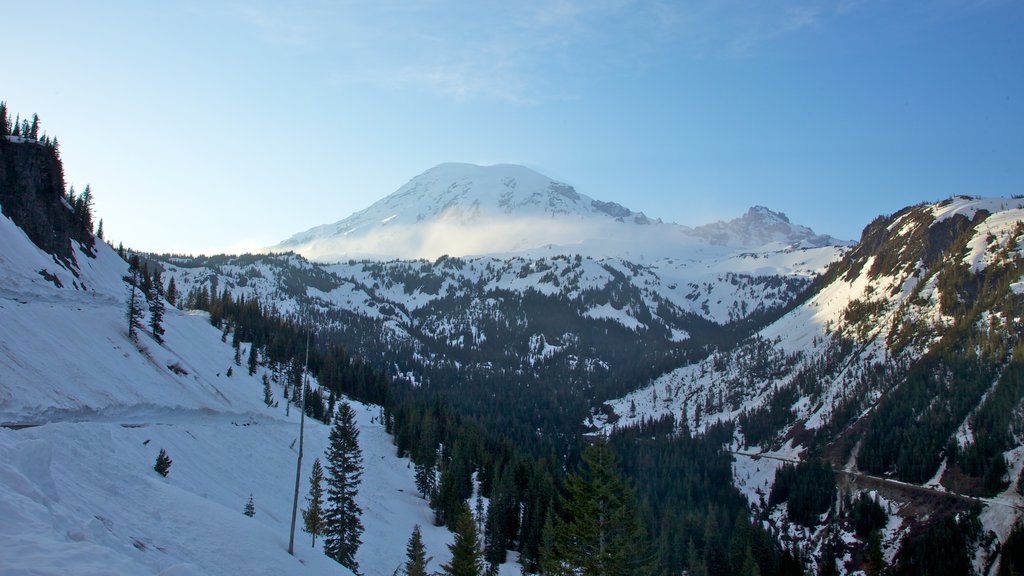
231 1 915 102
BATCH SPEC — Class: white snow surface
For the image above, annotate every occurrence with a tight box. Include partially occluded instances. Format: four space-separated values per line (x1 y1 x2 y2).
0 211 514 575
271 163 848 262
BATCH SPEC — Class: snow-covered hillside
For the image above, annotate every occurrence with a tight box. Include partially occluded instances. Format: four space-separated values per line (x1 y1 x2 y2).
271 163 848 262
599 195 1024 573
0 209 505 575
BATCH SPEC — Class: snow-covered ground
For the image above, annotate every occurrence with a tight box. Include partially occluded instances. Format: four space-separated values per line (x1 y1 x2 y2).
0 212 515 575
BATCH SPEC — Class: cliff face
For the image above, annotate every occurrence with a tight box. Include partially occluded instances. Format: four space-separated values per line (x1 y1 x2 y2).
0 137 90 263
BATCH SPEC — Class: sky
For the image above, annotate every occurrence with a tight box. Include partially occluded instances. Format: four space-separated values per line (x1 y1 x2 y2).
4 0 1022 255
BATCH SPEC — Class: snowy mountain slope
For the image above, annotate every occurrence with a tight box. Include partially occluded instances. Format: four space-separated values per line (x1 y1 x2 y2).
598 195 1024 573
271 163 848 262
0 208 510 575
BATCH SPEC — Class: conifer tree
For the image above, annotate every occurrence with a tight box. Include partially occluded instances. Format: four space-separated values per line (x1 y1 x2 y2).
148 268 166 344
247 344 258 376
403 524 430 576
263 373 274 407
323 402 364 572
303 458 325 547
96 218 104 240
441 502 484 576
165 276 177 307
415 460 437 500
29 114 39 140
154 448 172 477
0 101 9 135
244 494 255 517
79 185 94 235
125 258 145 340
546 435 647 576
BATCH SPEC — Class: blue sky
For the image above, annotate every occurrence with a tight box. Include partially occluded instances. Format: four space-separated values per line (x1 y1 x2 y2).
4 1 1022 254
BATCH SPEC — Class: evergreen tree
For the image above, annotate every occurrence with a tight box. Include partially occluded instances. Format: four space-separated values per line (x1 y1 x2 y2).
96 218 104 241
248 344 258 376
303 458 325 548
0 101 9 135
263 373 274 407
546 435 647 576
148 268 166 344
125 258 145 340
323 402 364 572
154 448 172 477
29 114 39 140
79 184 94 235
165 276 177 307
867 530 885 576
441 502 484 576
244 494 255 517
403 524 430 576
415 460 437 500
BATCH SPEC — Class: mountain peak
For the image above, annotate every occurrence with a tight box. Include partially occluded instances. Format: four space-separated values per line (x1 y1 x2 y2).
271 163 657 261
692 205 847 249
271 165 848 261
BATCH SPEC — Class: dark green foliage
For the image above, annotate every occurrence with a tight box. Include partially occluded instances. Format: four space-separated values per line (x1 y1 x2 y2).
154 448 172 477
544 435 648 576
303 458 325 547
244 493 255 517
851 493 887 538
165 276 177 306
999 522 1024 576
0 105 89 261
442 502 484 576
262 373 274 407
609 417 788 576
247 343 258 375
125 258 146 340
892 513 979 576
768 460 835 527
403 524 430 576
148 268 166 344
323 402 364 571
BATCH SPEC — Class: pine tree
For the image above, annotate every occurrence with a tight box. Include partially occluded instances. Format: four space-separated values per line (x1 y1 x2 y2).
403 524 430 576
148 268 166 344
165 276 177 307
415 460 437 500
441 502 484 576
79 185 94 236
96 219 104 240
323 402 364 572
0 101 9 135
244 494 255 517
546 435 647 576
263 373 274 407
154 448 172 477
303 458 325 547
29 114 39 140
247 344 258 376
125 258 145 340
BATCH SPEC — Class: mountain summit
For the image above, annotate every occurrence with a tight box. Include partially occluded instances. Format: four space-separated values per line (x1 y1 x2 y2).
691 205 845 248
272 163 845 261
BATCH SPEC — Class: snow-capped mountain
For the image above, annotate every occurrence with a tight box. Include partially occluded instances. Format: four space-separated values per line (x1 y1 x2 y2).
691 205 845 249
271 163 847 262
600 195 1024 573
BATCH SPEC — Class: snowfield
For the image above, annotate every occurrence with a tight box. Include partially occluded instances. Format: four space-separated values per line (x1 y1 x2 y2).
0 212 512 575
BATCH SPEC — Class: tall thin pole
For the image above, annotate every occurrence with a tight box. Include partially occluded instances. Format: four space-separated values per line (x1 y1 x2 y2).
288 327 310 555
